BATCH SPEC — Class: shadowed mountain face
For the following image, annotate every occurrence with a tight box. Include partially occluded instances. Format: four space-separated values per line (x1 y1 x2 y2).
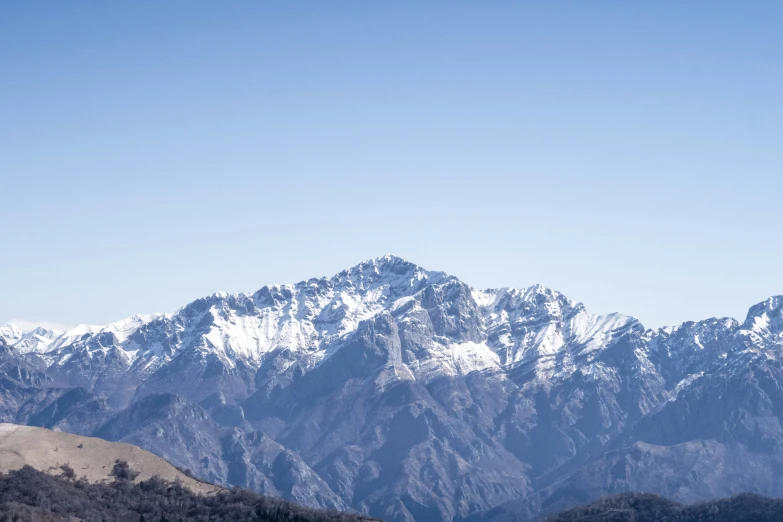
3 256 783 521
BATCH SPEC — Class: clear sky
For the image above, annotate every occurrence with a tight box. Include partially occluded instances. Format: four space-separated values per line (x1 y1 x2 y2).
1 1 782 330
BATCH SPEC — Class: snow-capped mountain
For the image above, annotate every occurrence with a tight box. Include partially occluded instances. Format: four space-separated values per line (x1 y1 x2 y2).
1 256 639 390
0 324 23 346
12 326 62 354
2 255 783 522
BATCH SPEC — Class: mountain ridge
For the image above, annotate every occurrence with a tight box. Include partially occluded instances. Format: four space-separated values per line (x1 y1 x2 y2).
2 255 783 521
6 255 779 361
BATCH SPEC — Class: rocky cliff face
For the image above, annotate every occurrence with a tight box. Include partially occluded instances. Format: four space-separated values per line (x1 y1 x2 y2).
3 256 783 521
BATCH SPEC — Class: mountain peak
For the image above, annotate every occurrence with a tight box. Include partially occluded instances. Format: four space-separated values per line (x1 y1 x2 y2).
743 295 783 325
350 254 422 274
375 253 407 264
0 323 22 343
333 255 446 290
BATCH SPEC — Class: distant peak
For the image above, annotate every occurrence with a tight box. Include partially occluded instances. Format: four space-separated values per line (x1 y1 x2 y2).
27 326 62 338
744 295 783 323
488 283 567 303
0 323 22 338
524 283 557 296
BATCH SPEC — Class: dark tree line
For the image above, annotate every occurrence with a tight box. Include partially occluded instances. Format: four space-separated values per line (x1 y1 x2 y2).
546 492 783 522
0 464 379 522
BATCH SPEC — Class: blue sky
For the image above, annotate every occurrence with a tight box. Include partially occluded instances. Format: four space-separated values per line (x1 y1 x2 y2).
1 1 782 329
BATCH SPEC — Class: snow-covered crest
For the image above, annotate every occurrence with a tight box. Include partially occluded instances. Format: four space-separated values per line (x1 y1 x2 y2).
5 256 783 387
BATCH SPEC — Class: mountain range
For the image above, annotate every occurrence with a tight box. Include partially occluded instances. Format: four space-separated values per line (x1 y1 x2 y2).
2 255 783 521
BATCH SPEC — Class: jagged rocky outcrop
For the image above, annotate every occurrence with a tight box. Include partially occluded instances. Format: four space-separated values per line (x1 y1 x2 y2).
3 255 783 521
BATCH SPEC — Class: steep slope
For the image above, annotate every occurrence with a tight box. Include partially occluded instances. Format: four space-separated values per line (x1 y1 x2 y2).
93 393 348 510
